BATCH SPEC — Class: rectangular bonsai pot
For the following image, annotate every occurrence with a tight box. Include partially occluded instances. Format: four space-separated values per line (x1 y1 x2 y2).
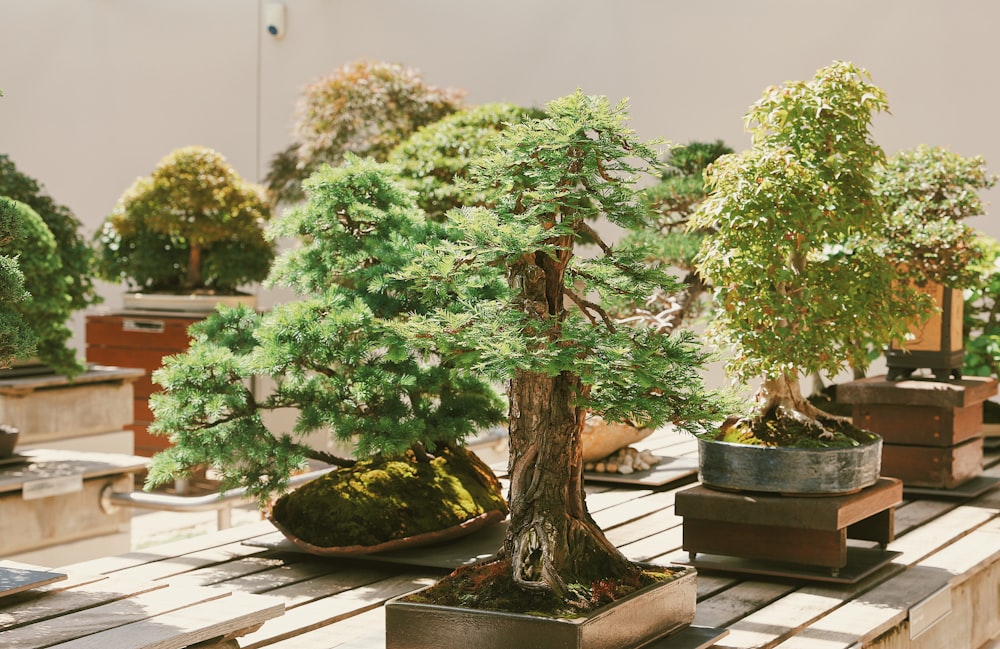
384 564 695 649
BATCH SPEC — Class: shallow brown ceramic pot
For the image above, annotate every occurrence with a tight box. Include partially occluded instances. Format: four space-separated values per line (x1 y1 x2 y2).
384 564 696 649
697 435 883 495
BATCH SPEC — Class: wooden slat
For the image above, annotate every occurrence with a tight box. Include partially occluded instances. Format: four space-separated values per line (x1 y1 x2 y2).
693 580 799 629
47 591 284 649
0 577 162 631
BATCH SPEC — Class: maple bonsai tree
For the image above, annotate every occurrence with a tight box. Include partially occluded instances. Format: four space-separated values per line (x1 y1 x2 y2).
265 60 464 205
143 156 508 541
396 91 725 610
94 146 274 294
691 61 932 443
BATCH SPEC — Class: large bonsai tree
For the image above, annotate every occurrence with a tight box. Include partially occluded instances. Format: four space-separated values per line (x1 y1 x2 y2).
144 156 506 505
94 146 274 294
0 198 36 366
397 91 725 609
691 61 932 441
265 60 464 205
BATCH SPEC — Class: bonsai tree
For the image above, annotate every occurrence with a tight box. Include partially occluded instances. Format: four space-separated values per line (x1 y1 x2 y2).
0 198 36 366
2 199 82 375
94 146 274 294
611 140 733 334
964 235 1000 377
690 61 932 442
144 156 507 530
395 91 726 610
0 155 101 313
265 60 464 205
388 102 544 220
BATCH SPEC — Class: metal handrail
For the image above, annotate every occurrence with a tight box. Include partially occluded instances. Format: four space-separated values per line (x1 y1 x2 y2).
100 467 335 529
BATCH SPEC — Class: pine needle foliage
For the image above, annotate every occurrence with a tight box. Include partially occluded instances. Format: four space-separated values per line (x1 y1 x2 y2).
0 198 35 366
144 157 505 506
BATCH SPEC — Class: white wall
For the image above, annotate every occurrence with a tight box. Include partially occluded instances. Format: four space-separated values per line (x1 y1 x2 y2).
0 0 997 381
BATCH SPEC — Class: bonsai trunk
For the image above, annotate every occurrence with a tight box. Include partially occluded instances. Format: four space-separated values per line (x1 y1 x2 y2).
751 373 844 440
502 367 634 600
185 243 203 291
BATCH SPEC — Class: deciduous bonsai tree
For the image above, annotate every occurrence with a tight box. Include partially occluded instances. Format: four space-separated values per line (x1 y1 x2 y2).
395 91 726 612
144 156 508 545
265 60 464 205
965 235 1000 378
691 61 932 444
94 146 274 295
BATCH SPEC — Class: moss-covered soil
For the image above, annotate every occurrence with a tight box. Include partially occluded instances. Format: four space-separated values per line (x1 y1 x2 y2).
270 446 507 547
707 409 878 449
402 557 681 618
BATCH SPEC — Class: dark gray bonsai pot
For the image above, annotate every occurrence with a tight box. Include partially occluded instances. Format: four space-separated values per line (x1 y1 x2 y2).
697 435 883 495
384 564 696 649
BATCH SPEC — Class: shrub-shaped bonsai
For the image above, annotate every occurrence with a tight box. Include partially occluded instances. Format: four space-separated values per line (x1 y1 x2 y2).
691 61 933 444
0 155 101 313
388 103 544 220
265 60 464 205
0 198 36 366
395 91 726 612
611 140 733 333
94 146 274 295
144 156 508 545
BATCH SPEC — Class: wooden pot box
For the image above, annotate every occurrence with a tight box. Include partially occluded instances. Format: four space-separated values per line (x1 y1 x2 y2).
86 311 205 456
837 376 998 489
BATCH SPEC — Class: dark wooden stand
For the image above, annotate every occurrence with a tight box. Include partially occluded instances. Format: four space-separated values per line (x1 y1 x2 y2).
675 477 902 579
837 375 998 491
86 311 204 456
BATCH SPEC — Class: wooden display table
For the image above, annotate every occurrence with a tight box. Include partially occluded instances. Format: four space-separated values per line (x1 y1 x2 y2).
838 376 998 491
676 477 903 581
0 449 147 564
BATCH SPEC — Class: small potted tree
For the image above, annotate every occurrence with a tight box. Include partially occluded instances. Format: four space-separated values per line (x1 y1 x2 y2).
93 145 274 313
144 155 509 551
383 91 728 648
688 61 934 494
265 59 464 206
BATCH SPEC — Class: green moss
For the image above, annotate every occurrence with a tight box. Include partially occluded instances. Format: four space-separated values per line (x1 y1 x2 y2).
271 446 507 547
714 411 877 449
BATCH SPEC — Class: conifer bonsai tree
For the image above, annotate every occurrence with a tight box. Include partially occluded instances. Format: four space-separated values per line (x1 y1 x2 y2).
388 102 544 220
611 140 733 334
94 146 274 296
265 60 464 205
0 197 36 366
394 91 725 612
965 235 1000 378
691 61 932 446
144 156 508 546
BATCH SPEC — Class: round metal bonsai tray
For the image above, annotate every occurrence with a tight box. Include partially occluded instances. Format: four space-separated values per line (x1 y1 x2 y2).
697 435 882 495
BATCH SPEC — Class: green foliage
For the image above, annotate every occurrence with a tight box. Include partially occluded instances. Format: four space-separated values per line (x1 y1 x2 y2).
265 60 464 205
875 145 995 288
397 90 729 434
0 155 101 312
692 61 933 383
4 200 82 375
0 198 35 366
94 146 274 293
964 235 1000 376
145 157 505 505
388 103 544 220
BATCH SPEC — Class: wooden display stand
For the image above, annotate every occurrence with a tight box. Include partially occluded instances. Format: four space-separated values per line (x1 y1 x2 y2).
837 376 998 492
86 311 204 457
675 477 903 582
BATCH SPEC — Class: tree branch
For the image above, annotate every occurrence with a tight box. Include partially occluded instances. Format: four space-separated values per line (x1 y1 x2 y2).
564 287 616 332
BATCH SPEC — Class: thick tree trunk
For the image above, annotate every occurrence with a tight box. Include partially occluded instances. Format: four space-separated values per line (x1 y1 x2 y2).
502 368 633 600
186 244 202 290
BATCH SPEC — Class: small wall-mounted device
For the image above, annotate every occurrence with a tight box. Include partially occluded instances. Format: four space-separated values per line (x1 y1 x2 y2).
265 3 286 39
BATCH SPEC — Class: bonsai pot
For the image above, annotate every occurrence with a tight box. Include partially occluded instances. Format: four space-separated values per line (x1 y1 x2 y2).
697 435 882 495
384 564 696 649
0 425 20 459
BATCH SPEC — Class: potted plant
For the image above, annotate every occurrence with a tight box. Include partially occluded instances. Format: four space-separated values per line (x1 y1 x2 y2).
93 145 274 313
0 155 102 377
875 145 996 380
144 155 509 550
265 59 464 206
384 91 728 648
688 61 934 494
